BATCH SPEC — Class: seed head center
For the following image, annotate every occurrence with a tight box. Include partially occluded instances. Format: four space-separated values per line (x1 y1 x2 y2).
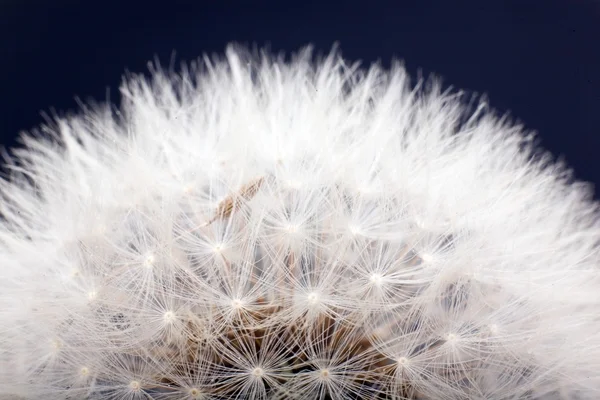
231 299 245 309
307 292 320 305
163 311 176 323
369 273 384 286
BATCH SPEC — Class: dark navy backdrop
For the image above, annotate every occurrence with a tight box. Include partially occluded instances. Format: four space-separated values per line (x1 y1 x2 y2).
1 0 599 197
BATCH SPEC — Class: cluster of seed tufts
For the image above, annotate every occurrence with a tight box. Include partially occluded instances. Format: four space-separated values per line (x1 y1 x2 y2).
27 173 541 400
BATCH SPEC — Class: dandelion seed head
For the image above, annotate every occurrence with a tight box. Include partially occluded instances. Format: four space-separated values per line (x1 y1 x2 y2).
1 43 600 399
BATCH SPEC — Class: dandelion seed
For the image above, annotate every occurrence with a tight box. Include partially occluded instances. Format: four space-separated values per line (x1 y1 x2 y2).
204 176 264 226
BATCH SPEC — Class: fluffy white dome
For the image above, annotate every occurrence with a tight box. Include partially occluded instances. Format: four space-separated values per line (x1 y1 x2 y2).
1 44 599 399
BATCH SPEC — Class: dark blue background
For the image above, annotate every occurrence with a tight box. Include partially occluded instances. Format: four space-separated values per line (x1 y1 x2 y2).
1 0 599 197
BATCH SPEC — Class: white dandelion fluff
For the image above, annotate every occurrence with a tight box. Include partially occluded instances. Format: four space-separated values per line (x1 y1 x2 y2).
1 43 600 399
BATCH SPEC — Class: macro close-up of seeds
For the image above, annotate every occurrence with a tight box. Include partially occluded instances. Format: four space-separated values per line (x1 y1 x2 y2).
0 44 599 399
